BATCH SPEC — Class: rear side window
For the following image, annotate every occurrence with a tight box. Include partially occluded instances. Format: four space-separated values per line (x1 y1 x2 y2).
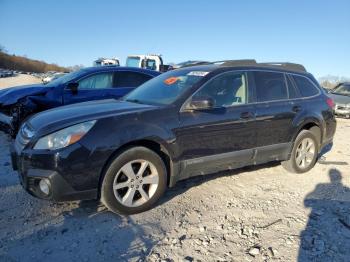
254 71 288 102
114 72 153 88
292 75 319 97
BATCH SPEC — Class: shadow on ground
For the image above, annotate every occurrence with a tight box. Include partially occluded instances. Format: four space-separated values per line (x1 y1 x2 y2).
1 200 162 262
298 168 350 261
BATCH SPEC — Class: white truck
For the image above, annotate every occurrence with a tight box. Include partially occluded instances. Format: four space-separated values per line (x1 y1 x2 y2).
93 58 120 67
125 54 171 72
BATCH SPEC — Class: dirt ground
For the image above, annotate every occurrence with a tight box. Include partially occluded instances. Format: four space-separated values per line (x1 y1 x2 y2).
0 76 349 262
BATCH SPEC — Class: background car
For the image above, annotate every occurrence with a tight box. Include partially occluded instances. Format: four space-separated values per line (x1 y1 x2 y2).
0 66 160 136
327 82 350 118
0 69 14 78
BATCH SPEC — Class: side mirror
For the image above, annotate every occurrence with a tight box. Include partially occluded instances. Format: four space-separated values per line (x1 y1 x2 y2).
187 96 214 111
67 82 79 95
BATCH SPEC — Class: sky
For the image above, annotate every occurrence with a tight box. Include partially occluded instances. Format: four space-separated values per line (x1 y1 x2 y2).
0 0 349 77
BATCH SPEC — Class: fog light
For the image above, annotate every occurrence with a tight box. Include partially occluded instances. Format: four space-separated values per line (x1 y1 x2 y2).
39 179 51 195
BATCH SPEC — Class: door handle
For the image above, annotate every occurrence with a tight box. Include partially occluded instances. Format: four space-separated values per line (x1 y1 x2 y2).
240 111 254 119
292 105 302 112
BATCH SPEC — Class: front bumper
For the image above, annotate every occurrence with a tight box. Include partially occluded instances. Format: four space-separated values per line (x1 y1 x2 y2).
10 142 100 201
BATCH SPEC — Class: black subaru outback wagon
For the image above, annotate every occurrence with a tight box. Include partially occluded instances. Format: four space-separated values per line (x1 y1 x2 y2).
11 60 336 214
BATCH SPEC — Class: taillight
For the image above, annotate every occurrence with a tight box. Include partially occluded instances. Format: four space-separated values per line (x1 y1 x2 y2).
326 97 335 109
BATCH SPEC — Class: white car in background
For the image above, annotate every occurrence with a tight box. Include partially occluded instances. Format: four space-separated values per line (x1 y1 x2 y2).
42 72 66 84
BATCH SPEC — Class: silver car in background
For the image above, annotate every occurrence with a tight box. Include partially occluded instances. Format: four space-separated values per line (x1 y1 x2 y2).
328 83 350 118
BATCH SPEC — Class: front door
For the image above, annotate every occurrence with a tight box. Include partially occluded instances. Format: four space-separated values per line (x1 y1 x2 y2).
63 72 116 104
175 71 256 177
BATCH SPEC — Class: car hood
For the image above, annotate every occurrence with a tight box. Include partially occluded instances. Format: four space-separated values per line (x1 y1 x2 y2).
28 99 158 134
0 84 51 106
328 93 350 105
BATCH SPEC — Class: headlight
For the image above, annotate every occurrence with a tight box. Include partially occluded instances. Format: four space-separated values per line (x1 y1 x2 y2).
34 120 96 150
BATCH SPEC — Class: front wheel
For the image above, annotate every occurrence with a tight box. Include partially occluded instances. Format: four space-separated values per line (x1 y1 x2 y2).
282 130 319 173
101 147 167 215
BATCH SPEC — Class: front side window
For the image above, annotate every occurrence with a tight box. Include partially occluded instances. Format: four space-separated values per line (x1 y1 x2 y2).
254 71 288 102
293 75 319 97
78 73 114 89
192 71 248 107
114 72 152 88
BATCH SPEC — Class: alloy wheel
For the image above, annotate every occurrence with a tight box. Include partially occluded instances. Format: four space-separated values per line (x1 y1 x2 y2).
112 159 159 207
295 138 316 169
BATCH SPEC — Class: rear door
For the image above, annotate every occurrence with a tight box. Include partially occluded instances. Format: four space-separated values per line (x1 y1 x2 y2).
253 70 301 163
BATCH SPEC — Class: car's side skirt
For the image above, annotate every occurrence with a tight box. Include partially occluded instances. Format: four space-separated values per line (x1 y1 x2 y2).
169 142 292 187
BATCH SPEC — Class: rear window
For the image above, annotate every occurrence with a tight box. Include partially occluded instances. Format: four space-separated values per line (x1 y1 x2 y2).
254 71 288 102
293 75 319 97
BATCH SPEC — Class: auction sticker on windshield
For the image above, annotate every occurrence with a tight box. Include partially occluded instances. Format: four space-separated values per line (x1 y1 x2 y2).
187 71 209 77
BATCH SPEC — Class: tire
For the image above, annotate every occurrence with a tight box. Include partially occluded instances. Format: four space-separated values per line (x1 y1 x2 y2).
101 146 167 215
282 130 319 174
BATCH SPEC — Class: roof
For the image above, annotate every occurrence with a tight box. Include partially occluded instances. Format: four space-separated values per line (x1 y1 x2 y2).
82 66 161 76
180 59 308 74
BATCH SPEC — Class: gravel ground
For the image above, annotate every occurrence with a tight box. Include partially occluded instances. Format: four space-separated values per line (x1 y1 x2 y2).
0 74 41 89
0 77 349 262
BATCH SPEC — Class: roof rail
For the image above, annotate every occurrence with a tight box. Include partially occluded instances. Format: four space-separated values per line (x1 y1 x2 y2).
259 62 306 73
212 60 307 73
214 60 257 67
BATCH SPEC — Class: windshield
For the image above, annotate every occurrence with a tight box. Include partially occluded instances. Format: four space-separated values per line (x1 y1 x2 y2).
126 57 140 67
45 69 87 86
332 84 350 96
124 69 210 105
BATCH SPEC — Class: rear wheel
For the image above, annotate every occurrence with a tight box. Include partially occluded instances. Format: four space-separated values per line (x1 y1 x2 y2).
101 147 167 215
282 130 319 173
